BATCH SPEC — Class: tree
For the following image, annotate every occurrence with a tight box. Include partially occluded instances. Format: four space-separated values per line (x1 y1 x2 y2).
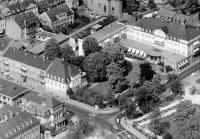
139 62 155 84
111 76 129 93
166 74 179 84
42 25 52 32
60 46 75 61
172 101 200 139
166 74 183 95
163 132 173 139
148 0 157 9
68 56 85 68
102 45 125 64
44 38 60 60
116 95 133 110
106 61 125 79
82 37 101 57
135 86 160 113
125 0 140 14
124 103 141 119
83 52 109 82
68 119 95 139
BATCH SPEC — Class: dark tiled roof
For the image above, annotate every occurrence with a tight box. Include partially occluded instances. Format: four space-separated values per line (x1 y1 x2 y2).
4 47 52 70
15 12 39 29
0 105 39 139
0 83 28 98
135 17 200 41
47 58 81 82
21 0 36 8
7 2 25 14
37 0 49 10
46 4 73 21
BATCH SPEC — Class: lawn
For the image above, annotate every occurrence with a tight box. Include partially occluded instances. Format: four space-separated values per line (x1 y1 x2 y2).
90 81 113 96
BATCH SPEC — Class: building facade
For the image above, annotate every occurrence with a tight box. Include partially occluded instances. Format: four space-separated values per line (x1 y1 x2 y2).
85 0 123 17
2 47 52 90
21 92 67 135
65 0 79 8
6 12 40 40
46 58 87 97
39 4 74 30
0 105 40 139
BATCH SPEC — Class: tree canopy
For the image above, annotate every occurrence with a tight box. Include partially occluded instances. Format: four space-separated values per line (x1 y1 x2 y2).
82 37 101 57
139 62 155 84
83 52 109 82
125 0 140 14
44 38 60 60
60 46 75 61
172 101 200 139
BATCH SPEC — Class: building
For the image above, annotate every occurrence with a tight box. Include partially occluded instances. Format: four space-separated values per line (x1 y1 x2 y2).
46 58 87 96
124 14 200 70
6 11 40 40
2 47 52 90
69 19 127 56
0 79 29 107
0 105 40 139
20 92 67 136
85 0 123 18
39 4 74 30
65 0 79 8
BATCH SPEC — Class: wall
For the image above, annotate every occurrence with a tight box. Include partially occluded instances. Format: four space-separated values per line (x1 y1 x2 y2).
5 19 22 40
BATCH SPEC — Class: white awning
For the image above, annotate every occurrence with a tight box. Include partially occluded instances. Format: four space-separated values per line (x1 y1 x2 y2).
143 53 147 58
128 48 132 53
135 50 140 55
113 34 119 39
132 49 136 54
104 39 111 44
139 51 144 57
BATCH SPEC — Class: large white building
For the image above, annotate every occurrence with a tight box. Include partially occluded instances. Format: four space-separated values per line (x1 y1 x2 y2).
123 15 200 70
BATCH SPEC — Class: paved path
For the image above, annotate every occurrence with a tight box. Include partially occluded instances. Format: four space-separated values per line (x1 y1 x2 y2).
120 117 148 139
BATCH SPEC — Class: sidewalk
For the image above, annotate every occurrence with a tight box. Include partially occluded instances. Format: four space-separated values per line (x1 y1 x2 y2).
0 76 119 115
120 117 148 139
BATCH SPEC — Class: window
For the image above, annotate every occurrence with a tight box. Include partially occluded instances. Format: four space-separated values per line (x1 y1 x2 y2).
112 7 114 14
104 5 106 13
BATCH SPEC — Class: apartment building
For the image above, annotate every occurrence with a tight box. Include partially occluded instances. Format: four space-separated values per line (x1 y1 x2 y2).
46 58 87 96
65 0 79 8
3 47 52 90
21 92 67 135
6 11 40 40
0 79 28 107
0 105 40 139
39 4 74 30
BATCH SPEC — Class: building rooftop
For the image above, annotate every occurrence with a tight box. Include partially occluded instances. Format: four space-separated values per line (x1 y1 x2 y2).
47 58 81 82
89 21 127 42
21 0 36 9
72 28 91 39
46 4 73 21
0 105 39 139
135 17 200 41
7 2 25 15
0 78 28 98
24 91 62 109
4 47 52 70
15 11 39 29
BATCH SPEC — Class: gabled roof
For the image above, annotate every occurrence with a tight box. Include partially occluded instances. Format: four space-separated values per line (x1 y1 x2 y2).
135 17 200 41
0 105 39 139
46 4 73 21
21 0 36 8
47 58 81 82
157 8 176 19
14 12 39 29
4 47 52 70
7 2 25 14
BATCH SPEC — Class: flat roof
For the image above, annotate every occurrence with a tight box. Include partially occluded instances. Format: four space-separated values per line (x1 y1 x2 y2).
120 39 185 65
89 21 127 42
0 78 28 98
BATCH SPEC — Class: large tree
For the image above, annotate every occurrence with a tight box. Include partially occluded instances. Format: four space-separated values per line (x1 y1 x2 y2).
60 45 75 61
173 101 200 139
166 74 183 95
139 62 155 84
82 37 101 57
83 52 109 82
106 61 125 79
44 38 60 60
125 0 140 14
124 102 142 119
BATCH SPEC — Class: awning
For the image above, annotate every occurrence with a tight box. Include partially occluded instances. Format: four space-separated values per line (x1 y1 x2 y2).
128 48 132 53
139 51 144 57
113 34 119 39
132 49 136 54
104 39 111 44
193 47 200 53
135 50 140 55
143 53 147 58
